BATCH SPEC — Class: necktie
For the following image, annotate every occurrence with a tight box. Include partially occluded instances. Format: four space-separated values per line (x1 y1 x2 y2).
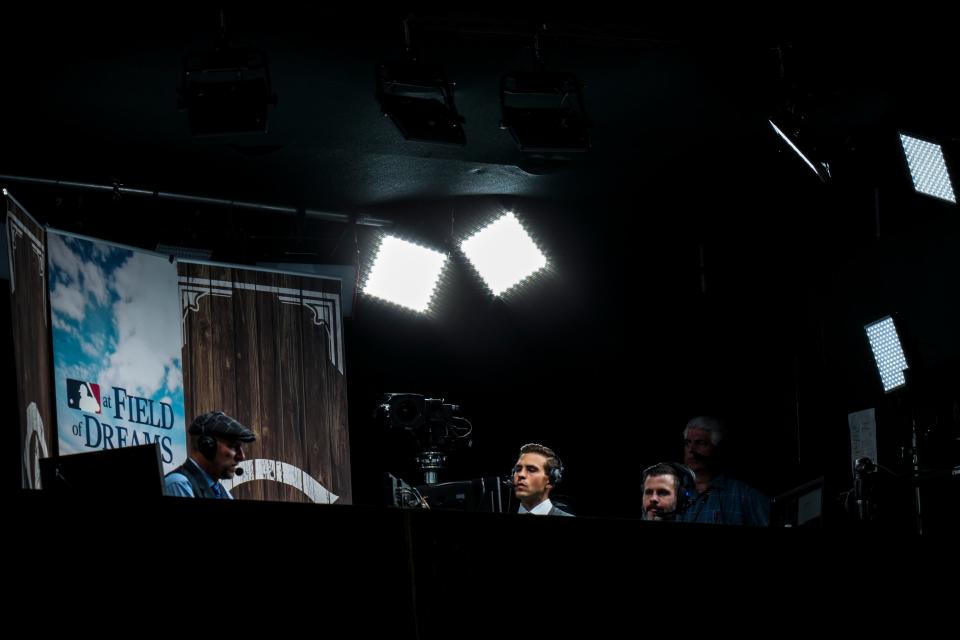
211 483 226 499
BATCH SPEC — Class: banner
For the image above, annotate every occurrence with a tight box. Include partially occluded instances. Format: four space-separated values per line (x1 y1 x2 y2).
34 224 350 502
47 230 187 473
5 190 55 488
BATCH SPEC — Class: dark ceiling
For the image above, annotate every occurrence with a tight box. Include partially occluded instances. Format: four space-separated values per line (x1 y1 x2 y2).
4 11 955 222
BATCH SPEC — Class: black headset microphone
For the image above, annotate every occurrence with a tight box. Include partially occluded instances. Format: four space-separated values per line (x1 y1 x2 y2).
192 411 246 475
650 507 675 521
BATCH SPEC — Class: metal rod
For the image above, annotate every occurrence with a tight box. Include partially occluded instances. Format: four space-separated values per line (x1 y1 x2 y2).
0 174 392 227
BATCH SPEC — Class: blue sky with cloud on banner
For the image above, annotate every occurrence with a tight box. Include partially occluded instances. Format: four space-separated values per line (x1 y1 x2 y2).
47 231 186 472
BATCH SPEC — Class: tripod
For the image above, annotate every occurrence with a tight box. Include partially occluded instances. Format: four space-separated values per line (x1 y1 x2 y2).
853 457 876 522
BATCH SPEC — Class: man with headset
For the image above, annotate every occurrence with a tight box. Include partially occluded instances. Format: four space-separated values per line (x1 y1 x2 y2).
511 443 573 516
642 462 697 521
164 410 256 499
677 415 769 526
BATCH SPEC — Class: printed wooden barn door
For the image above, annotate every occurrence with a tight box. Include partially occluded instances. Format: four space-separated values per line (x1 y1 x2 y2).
179 263 351 503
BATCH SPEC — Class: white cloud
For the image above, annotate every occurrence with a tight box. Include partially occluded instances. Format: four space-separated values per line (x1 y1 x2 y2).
90 242 112 261
47 234 82 283
47 233 110 324
100 334 172 399
99 251 181 399
59 363 100 385
79 333 106 358
52 314 79 336
49 282 87 322
80 259 109 306
165 365 183 394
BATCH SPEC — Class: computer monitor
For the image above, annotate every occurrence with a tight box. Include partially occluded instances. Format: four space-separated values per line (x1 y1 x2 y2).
771 477 824 528
40 443 164 497
417 478 505 512
384 473 506 512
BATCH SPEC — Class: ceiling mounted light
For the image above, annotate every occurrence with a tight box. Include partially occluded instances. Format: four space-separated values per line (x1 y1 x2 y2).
376 16 465 145
179 11 276 136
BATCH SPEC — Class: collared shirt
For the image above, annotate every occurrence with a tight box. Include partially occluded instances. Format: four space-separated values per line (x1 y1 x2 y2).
518 498 554 515
677 474 769 526
164 458 234 499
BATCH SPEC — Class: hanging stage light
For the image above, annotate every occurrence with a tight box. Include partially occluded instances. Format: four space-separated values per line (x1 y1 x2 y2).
376 60 466 146
375 16 465 145
500 71 590 153
179 13 276 136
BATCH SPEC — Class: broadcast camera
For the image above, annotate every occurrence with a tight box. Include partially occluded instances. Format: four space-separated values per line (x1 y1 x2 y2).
376 393 473 485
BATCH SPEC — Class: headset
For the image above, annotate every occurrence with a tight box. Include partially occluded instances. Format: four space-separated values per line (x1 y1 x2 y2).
642 461 697 514
189 411 226 461
547 456 564 486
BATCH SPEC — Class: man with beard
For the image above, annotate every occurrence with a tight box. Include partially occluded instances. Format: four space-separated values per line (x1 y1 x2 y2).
164 410 256 499
642 462 696 521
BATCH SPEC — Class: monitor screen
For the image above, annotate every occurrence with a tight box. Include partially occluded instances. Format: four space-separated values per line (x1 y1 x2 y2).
417 477 505 513
771 477 823 528
40 443 164 497
384 473 506 513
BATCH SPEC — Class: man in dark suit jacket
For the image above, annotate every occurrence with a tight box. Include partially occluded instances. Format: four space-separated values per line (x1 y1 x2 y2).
511 443 573 516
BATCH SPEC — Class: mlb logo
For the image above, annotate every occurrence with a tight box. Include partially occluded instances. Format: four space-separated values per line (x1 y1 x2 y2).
67 379 102 414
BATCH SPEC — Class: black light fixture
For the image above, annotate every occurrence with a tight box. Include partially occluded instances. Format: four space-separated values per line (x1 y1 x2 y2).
500 27 589 153
501 71 589 153
767 44 831 183
179 12 276 136
376 61 465 145
768 103 832 183
376 17 465 146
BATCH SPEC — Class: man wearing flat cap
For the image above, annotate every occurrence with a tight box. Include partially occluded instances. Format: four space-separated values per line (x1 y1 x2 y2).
164 411 256 499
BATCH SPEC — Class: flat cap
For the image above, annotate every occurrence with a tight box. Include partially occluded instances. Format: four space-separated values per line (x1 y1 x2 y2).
188 411 256 443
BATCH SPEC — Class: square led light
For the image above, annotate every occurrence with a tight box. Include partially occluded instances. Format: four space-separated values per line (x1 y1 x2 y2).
900 133 956 203
865 316 909 393
459 212 547 297
362 235 448 313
